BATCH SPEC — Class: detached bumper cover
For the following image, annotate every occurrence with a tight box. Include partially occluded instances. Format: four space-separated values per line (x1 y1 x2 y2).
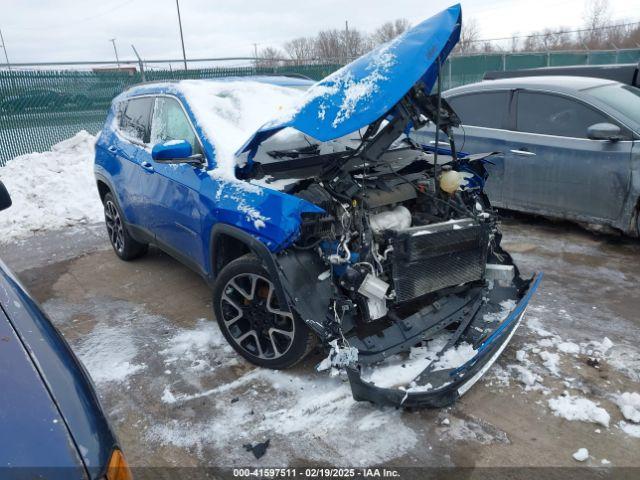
347 273 543 408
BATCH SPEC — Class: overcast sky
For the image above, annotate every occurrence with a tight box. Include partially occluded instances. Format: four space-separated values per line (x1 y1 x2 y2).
1 0 638 66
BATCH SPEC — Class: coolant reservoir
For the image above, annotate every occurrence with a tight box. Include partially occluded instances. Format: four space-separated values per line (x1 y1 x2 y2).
439 167 463 194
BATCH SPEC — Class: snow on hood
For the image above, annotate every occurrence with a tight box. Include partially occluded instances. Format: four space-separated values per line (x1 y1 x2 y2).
238 4 462 155
174 80 305 180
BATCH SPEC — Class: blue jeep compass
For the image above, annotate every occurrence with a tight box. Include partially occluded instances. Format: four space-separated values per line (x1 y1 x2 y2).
94 4 541 408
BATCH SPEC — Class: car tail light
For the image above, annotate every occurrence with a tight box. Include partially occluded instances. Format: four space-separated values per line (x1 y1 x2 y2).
106 449 132 480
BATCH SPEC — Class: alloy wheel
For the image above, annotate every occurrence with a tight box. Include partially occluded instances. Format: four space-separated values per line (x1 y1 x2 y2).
220 273 295 360
104 200 125 253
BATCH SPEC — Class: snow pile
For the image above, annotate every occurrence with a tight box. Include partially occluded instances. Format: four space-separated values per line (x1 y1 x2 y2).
176 80 303 180
548 394 610 427
614 392 640 423
0 131 102 243
572 448 589 462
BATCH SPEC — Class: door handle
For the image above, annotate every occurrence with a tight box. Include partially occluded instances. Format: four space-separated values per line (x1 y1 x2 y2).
140 161 154 173
107 145 130 160
509 149 536 156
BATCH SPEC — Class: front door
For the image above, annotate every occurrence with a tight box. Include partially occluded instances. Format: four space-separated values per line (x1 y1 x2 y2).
112 96 154 227
502 90 633 222
139 95 208 270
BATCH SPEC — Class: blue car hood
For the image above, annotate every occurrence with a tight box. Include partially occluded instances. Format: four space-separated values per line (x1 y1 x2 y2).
239 4 461 154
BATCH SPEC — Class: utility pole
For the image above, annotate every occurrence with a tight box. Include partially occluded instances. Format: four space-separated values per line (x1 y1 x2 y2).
175 0 188 70
344 20 349 63
253 43 259 67
0 29 12 71
109 38 120 68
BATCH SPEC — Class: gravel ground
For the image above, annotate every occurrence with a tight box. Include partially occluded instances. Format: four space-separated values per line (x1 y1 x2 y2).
3 216 640 475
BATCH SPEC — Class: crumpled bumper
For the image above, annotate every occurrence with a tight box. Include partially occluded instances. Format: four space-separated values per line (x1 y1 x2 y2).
346 273 543 408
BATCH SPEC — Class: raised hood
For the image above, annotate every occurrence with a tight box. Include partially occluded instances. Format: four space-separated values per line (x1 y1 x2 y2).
239 4 461 155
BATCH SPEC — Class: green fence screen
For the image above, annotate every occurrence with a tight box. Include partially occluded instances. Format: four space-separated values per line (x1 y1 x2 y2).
1 48 638 165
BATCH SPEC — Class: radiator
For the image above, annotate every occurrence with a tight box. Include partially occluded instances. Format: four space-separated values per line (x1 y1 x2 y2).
391 218 489 303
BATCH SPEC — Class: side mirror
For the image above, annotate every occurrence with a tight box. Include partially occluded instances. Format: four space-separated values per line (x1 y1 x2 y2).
151 140 203 164
587 122 622 141
0 181 12 212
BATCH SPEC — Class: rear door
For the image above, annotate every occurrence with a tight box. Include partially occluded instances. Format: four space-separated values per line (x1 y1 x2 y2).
445 91 514 206
138 95 208 271
502 90 633 221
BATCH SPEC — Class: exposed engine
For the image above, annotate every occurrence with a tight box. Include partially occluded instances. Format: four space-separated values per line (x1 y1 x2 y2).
286 145 497 332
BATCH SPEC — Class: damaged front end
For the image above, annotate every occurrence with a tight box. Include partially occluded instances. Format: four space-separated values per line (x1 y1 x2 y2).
235 4 541 407
264 139 542 407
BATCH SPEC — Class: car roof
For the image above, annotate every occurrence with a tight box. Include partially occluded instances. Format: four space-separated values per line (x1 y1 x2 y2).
445 75 619 96
122 75 315 97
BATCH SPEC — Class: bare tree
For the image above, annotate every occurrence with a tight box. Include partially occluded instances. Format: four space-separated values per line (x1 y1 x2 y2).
313 26 371 63
455 18 480 54
315 29 343 62
522 27 572 51
255 46 285 68
371 19 410 45
580 0 611 48
284 37 316 65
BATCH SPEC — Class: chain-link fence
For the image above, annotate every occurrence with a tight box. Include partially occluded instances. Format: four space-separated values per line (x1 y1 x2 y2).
0 64 339 165
1 48 638 165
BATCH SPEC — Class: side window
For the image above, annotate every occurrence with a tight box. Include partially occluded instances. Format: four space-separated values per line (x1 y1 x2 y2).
119 97 154 143
516 92 609 138
447 92 510 129
150 97 202 155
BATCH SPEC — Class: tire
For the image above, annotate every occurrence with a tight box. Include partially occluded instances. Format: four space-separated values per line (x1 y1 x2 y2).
212 255 315 369
103 192 148 261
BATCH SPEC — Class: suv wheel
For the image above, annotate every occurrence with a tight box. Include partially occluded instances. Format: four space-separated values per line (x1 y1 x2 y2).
212 255 315 369
103 192 148 260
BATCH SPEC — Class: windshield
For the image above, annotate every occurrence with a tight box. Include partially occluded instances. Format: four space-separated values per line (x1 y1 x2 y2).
586 83 640 126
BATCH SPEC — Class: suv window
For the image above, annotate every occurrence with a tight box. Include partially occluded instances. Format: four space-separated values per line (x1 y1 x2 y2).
150 97 202 155
447 92 510 129
119 97 154 143
516 91 609 138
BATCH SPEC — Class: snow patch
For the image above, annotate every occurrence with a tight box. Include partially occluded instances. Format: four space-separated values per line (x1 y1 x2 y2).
618 420 640 438
75 321 146 384
572 448 589 462
548 395 610 427
539 350 561 376
613 392 640 423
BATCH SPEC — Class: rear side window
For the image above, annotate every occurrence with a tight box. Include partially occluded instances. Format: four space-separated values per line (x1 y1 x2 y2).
516 92 608 138
118 97 154 143
150 97 202 155
447 92 510 129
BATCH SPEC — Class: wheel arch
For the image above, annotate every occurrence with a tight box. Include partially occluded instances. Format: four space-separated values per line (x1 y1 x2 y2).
210 224 288 306
96 179 111 202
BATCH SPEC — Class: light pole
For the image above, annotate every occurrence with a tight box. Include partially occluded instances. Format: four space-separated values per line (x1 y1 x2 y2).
175 0 188 70
109 38 120 69
0 29 11 71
